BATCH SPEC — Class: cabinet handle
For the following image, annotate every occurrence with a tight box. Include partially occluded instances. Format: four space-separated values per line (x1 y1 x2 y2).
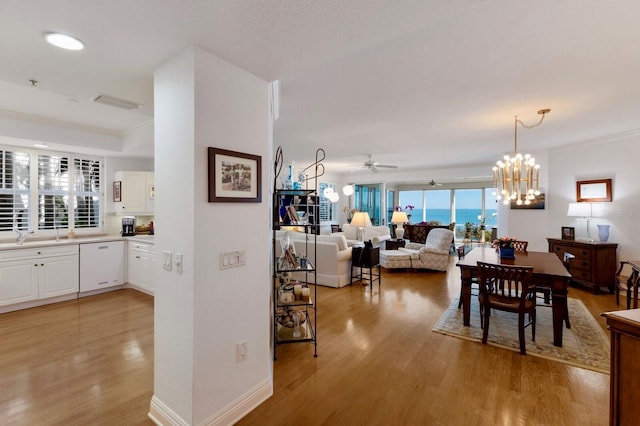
98 245 109 250
135 256 141 259
98 281 108 285
40 263 44 266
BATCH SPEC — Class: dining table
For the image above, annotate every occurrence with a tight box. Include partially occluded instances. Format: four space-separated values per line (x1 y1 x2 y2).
456 246 572 347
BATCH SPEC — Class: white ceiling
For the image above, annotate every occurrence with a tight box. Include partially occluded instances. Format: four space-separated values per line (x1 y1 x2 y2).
1 0 639 179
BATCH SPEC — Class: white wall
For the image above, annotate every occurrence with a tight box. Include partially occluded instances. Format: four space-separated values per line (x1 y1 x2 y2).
544 133 640 260
153 46 271 425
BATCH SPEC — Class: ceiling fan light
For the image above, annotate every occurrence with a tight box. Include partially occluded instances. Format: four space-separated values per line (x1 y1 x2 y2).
44 32 84 50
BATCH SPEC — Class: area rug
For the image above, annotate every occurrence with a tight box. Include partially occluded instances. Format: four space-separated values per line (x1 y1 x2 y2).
433 297 610 373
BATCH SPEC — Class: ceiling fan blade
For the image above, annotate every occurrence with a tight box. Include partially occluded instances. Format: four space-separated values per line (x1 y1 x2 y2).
375 164 398 169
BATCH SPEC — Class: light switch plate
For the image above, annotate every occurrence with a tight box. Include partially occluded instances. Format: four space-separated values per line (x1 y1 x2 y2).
162 250 172 271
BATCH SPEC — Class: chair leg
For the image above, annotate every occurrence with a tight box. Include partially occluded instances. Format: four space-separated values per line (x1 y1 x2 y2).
482 306 490 345
518 313 526 355
531 310 536 342
615 284 620 306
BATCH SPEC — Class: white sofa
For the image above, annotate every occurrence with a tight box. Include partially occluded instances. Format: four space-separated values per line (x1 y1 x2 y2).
276 230 352 288
335 223 391 247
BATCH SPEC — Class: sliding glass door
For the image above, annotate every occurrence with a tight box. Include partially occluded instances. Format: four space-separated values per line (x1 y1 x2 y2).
354 184 382 225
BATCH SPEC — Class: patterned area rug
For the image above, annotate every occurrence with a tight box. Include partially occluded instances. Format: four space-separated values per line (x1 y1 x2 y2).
433 297 610 373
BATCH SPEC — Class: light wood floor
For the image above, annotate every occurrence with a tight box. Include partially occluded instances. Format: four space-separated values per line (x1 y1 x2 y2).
0 289 155 426
0 258 621 425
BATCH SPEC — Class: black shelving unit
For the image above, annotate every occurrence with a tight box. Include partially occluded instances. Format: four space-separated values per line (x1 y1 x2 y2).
272 147 324 359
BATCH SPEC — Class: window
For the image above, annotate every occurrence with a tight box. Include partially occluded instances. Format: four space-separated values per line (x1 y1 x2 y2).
0 146 103 235
318 183 335 222
0 150 30 231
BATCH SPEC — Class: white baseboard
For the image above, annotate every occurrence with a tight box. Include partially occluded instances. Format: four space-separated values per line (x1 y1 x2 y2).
148 378 272 426
0 293 78 314
148 395 189 426
201 377 273 426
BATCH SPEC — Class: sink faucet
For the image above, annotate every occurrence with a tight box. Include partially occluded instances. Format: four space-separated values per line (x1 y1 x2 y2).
14 228 34 245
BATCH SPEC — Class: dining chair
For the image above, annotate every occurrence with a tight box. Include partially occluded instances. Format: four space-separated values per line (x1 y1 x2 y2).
512 241 551 304
615 261 638 309
476 261 536 355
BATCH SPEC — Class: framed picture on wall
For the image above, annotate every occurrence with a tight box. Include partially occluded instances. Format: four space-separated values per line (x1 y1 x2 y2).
113 181 121 202
576 179 612 202
208 147 262 202
561 226 575 241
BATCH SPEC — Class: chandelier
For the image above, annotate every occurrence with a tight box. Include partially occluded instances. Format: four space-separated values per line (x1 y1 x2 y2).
492 108 550 205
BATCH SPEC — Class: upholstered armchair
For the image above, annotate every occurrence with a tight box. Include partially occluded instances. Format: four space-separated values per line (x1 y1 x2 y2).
397 228 455 272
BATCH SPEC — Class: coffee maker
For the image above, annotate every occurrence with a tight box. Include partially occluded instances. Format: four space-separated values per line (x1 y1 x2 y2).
122 216 135 236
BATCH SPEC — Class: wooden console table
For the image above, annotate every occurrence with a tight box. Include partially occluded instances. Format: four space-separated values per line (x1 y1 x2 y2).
547 238 617 293
601 309 640 426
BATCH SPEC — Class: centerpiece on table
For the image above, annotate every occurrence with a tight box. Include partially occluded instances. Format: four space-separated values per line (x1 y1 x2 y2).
493 236 518 259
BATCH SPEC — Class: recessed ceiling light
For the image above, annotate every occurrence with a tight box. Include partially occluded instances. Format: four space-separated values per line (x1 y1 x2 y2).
33 143 49 149
44 32 84 50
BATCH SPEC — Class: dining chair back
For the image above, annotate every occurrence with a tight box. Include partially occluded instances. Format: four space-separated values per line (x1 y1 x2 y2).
512 240 528 252
476 261 536 355
615 261 638 308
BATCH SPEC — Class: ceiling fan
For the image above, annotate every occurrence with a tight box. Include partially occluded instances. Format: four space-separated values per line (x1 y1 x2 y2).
353 154 398 173
427 180 442 187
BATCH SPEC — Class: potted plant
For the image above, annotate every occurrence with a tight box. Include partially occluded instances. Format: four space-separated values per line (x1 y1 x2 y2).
493 236 518 259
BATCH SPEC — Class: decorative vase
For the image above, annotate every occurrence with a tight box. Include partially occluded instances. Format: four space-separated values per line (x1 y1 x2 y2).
395 226 405 240
499 247 516 259
597 224 610 242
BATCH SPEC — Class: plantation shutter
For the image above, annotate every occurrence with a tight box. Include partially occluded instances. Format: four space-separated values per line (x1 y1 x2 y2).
0 150 31 231
73 158 101 228
37 154 69 230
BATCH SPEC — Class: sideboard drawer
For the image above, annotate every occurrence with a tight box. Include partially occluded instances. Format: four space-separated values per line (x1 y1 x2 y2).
547 238 617 294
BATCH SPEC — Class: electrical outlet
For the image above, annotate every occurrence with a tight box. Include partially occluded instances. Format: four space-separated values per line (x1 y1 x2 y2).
237 340 248 362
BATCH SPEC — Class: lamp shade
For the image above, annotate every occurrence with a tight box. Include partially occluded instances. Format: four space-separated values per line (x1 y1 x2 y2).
391 211 409 224
350 212 372 227
567 202 592 217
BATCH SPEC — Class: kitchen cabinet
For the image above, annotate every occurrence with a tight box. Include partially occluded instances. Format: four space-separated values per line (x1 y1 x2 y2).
127 241 155 294
80 241 125 292
114 171 154 215
0 245 79 306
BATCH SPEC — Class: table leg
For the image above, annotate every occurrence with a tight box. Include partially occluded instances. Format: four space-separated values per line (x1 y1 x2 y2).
460 272 472 326
550 278 569 347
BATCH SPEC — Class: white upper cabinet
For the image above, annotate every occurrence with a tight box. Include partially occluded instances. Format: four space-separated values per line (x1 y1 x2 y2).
114 171 154 215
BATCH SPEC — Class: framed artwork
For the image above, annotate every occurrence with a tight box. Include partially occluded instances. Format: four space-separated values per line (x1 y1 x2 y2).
113 181 122 202
561 226 575 241
510 193 546 210
576 179 612 202
208 147 262 202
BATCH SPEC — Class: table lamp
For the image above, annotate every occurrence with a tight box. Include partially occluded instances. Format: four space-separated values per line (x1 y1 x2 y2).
567 202 593 242
350 212 372 242
391 211 408 239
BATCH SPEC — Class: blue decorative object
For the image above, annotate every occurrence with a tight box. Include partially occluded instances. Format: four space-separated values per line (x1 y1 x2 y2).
499 247 516 259
597 224 610 242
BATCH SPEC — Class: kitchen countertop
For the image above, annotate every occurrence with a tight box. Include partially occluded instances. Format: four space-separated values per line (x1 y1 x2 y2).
0 234 154 251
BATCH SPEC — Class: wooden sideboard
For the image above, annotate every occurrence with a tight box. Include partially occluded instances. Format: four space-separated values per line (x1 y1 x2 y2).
601 309 640 426
547 238 617 293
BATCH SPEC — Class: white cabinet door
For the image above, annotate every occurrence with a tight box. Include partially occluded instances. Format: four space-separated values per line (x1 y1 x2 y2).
127 242 154 294
39 255 79 298
114 171 154 215
0 259 38 306
80 241 126 292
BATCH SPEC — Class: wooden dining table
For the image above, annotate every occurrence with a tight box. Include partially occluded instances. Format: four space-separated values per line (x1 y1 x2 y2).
456 247 572 347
